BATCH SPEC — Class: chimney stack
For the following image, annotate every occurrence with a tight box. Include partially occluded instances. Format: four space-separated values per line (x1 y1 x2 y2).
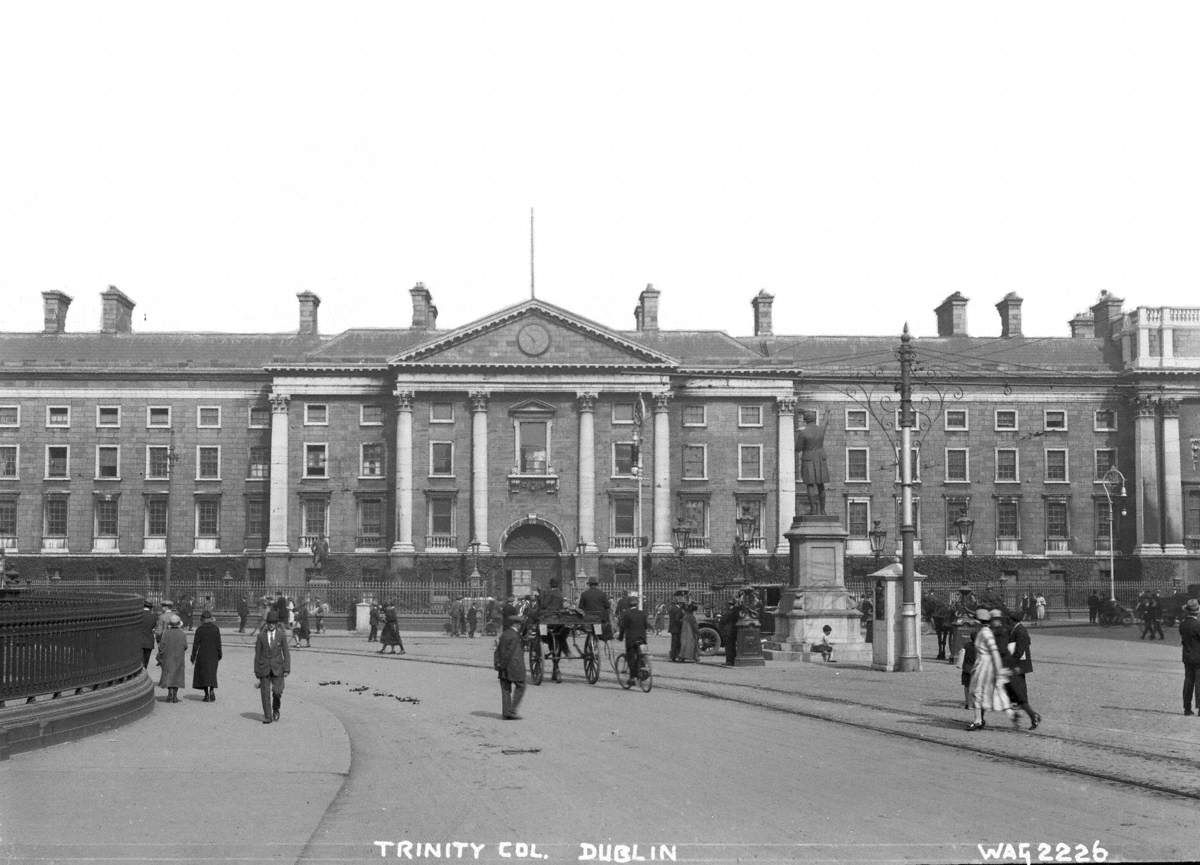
995 292 1023 338
297 291 320 336
42 291 72 334
100 286 136 334
751 290 774 336
1089 291 1125 341
934 292 969 337
410 282 437 330
1069 312 1095 339
638 283 659 332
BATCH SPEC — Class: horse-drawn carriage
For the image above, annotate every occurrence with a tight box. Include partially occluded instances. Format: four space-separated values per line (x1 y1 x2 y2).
523 609 605 685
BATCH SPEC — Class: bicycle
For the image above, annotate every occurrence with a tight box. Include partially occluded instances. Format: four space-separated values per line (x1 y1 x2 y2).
611 642 653 693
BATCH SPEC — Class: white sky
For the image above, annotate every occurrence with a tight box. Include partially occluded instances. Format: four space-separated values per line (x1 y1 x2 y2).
2 2 1199 340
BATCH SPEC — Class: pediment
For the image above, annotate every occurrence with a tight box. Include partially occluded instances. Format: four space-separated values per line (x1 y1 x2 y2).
387 300 678 369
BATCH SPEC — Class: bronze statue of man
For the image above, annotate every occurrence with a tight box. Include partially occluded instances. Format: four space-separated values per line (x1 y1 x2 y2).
795 409 830 515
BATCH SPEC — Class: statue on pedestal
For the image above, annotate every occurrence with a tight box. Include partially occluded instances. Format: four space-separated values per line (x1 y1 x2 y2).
795 409 830 515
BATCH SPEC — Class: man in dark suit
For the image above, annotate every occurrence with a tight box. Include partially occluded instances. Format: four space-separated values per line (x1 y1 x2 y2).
541 578 568 663
139 601 158 669
1180 598 1200 715
721 600 740 666
667 592 684 661
236 594 250 633
577 578 612 640
254 611 291 724
1004 610 1040 729
493 614 527 720
617 595 650 687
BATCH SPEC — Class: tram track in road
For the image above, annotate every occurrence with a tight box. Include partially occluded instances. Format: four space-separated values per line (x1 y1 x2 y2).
281 640 1200 804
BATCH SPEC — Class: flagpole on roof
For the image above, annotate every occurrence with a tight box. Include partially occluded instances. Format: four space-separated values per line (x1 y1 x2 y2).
530 207 535 300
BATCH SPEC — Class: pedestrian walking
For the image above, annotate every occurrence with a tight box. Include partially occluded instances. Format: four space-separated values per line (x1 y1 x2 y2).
1146 593 1165 640
1179 598 1200 716
467 604 479 638
157 614 187 704
315 598 328 634
668 592 684 662
1033 593 1047 625
191 609 222 702
966 608 1012 730
179 595 194 631
292 604 312 648
155 600 175 644
139 600 158 669
721 599 740 666
679 602 700 662
494 612 526 720
236 594 250 633
1003 610 1040 729
254 611 290 724
959 622 978 708
1088 590 1100 625
368 603 380 642
379 602 405 654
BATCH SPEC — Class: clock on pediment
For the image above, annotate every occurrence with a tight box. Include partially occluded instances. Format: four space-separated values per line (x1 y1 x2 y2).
517 323 551 356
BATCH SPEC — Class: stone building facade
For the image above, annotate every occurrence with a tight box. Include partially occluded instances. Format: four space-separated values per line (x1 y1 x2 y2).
1 283 1197 595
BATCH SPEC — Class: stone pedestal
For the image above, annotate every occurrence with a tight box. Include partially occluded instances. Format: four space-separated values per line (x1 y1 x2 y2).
355 602 372 633
870 563 926 671
763 515 872 663
734 621 765 666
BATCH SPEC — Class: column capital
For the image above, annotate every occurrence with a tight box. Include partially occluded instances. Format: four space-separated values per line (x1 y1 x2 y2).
1136 395 1158 418
393 389 414 411
469 391 490 412
652 390 673 412
576 392 598 413
1160 397 1180 419
269 393 290 413
777 396 798 415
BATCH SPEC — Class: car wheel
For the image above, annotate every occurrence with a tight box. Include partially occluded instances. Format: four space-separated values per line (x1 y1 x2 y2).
698 626 721 655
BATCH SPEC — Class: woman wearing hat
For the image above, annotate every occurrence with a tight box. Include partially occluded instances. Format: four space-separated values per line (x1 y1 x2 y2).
156 614 187 704
966 608 1012 730
190 609 223 702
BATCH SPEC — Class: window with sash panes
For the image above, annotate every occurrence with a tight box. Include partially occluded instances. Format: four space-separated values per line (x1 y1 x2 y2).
146 498 168 537
996 499 1021 551
429 442 453 476
517 421 549 474
681 404 706 427
196 500 220 536
46 446 69 479
738 405 762 427
681 498 709 549
47 406 70 428
1045 449 1068 483
96 446 120 479
1185 489 1200 550
738 445 763 480
300 499 327 545
305 444 327 478
845 409 869 431
0 445 17 479
995 448 1019 482
1094 449 1116 481
0 406 18 427
147 446 170 480
94 498 119 537
846 447 869 482
248 446 269 479
946 448 969 483
357 498 384 548
1045 499 1069 552
197 446 220 480
611 497 636 548
0 499 16 542
44 498 68 536
245 498 265 543
681 445 706 480
427 496 455 547
944 409 968 431
361 442 385 477
847 499 870 538
1094 500 1114 551
612 442 636 477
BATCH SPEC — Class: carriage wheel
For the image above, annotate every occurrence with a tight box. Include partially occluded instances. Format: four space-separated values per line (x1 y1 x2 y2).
528 640 543 686
615 654 633 689
583 634 600 684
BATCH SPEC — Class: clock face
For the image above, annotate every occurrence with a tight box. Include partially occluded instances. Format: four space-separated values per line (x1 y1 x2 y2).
517 323 551 356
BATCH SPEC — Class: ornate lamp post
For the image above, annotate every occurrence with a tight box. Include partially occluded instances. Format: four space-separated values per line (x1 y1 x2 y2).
732 513 764 665
467 538 483 596
671 518 692 589
1101 468 1127 602
734 514 756 582
574 537 587 597
954 510 975 590
868 519 888 570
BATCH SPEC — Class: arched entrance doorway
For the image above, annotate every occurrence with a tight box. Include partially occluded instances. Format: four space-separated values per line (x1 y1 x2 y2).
502 520 564 598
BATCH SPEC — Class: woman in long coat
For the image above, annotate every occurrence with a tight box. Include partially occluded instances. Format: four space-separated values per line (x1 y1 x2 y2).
679 603 700 662
379 602 405 654
157 614 187 703
966 608 1012 730
190 609 222 702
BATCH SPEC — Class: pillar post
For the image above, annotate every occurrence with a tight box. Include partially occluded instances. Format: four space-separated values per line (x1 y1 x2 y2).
470 391 491 553
265 393 291 554
577 393 598 552
391 390 415 554
1134 395 1162 554
776 396 797 553
1161 398 1187 554
650 391 674 554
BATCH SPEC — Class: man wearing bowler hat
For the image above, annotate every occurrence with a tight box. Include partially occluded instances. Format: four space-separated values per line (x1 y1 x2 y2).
255 610 290 724
1180 598 1200 716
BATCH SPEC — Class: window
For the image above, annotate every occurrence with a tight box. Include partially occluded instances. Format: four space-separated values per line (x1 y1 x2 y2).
845 409 869 431
612 497 636 544
1046 499 1069 550
146 446 171 480
301 498 327 540
249 406 270 428
0 445 18 479
247 446 269 479
362 442 385 477
46 445 69 479
846 447 869 482
738 405 763 427
97 406 120 427
360 404 384 425
429 442 453 477
197 406 221 428
612 442 637 477
44 498 68 537
304 404 328 425
997 499 1021 548
95 498 118 537
197 446 221 480
738 445 763 480
1095 500 1115 551
0 499 16 539
430 402 454 424
196 500 220 536
995 448 1019 482
146 498 168 537
517 421 549 474
1094 449 1116 481
304 444 327 478
682 444 707 480
47 405 70 428
895 446 920 482
612 403 634 425
357 498 384 547
995 410 1018 431
96 446 120 480
681 498 709 547
945 448 969 483
1044 410 1067 432
1094 409 1117 431
944 409 969 431
245 498 266 540
147 406 171 428
1185 489 1200 544
847 498 870 538
1045 449 1068 483
0 405 19 427
682 405 706 427
428 496 454 541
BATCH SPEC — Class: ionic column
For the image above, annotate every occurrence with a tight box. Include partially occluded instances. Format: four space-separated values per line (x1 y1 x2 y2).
265 393 291 553
577 393 598 552
776 396 798 553
1134 395 1162 553
1161 398 1187 553
391 390 415 554
651 391 674 553
471 391 491 553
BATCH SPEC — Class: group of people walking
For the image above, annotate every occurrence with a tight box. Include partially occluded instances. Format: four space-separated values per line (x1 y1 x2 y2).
140 599 223 705
961 607 1041 731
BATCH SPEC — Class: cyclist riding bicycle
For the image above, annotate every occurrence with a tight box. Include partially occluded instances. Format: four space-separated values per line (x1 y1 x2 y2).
617 593 650 687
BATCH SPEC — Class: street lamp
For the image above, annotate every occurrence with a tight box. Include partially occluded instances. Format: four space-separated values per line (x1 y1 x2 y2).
868 519 888 570
574 537 587 597
954 509 975 590
671 518 693 588
732 512 765 665
1101 467 1127 603
734 514 756 583
467 538 482 596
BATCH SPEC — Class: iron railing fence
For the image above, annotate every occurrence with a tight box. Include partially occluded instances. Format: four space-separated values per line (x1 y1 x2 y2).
0 590 143 704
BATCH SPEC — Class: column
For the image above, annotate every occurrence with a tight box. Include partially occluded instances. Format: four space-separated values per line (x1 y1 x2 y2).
1161 398 1187 554
391 390 415 554
651 390 674 553
1134 395 1162 553
470 391 491 553
577 393 597 552
265 393 291 553
776 396 797 553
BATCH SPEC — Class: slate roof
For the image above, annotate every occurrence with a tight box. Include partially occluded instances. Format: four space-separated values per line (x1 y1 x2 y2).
304 329 428 364
0 333 322 372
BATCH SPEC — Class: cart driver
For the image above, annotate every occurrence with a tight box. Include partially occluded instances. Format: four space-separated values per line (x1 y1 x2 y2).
540 578 570 659
617 593 650 687
577 577 612 640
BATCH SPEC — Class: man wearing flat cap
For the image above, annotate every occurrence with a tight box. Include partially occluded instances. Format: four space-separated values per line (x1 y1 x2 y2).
1180 598 1200 715
254 610 290 724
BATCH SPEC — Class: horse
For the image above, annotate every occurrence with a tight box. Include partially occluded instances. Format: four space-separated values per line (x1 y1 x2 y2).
922 594 963 661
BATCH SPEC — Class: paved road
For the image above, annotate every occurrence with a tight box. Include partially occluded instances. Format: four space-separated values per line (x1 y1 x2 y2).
1 627 1197 864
